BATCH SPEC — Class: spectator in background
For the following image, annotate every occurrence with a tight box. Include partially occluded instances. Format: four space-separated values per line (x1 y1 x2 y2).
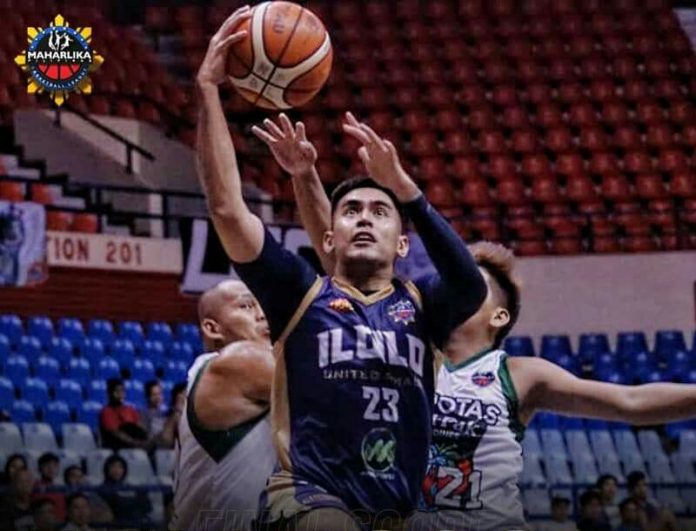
616 498 645 531
157 382 187 449
597 474 620 528
627 471 677 531
0 454 27 486
538 496 577 531
576 489 612 531
101 455 151 526
63 466 112 524
140 380 167 448
99 378 148 450
0 468 35 531
32 453 65 522
61 493 93 531
31 498 58 531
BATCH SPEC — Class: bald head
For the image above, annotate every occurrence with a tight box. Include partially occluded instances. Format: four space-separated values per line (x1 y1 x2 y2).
198 280 269 350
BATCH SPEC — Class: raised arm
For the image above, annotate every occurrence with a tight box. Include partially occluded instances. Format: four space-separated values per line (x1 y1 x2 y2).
192 341 274 430
252 114 335 274
342 112 487 345
511 356 696 426
196 6 264 263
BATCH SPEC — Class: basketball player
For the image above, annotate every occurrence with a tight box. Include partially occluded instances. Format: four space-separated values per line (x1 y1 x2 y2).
266 118 696 531
196 15 487 530
170 279 275 531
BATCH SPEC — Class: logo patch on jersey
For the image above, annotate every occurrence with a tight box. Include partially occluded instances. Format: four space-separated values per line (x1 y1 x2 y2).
387 299 416 325
471 371 495 387
328 297 354 313
361 427 396 474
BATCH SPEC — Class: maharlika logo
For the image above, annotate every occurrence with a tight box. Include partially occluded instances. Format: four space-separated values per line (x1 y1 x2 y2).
361 428 396 474
14 14 104 106
472 371 496 387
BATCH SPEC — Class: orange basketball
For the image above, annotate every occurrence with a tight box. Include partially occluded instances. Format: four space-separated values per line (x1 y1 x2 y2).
227 1 333 109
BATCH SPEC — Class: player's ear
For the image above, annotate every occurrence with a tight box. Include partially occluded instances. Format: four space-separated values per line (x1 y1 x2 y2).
201 318 223 342
490 307 510 329
322 230 335 255
396 234 409 258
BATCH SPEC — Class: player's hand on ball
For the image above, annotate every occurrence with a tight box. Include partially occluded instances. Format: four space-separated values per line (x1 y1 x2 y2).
342 112 419 201
196 5 251 87
252 113 318 177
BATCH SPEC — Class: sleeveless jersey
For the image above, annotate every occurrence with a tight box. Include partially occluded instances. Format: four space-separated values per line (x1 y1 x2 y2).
171 353 276 531
273 276 435 515
416 349 526 531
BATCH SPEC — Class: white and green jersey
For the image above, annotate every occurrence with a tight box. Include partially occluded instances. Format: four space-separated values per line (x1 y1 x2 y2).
411 349 526 531
170 353 276 531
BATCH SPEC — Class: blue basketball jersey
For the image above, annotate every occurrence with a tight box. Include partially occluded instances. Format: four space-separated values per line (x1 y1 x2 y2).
273 276 435 514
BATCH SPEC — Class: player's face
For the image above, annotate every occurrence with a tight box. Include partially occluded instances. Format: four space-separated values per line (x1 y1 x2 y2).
452 269 509 340
326 188 408 268
601 478 617 500
217 288 269 345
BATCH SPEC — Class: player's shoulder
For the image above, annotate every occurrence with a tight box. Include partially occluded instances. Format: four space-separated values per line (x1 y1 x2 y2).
207 341 272 374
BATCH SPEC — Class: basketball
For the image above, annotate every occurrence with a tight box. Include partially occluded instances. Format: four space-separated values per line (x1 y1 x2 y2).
226 1 333 110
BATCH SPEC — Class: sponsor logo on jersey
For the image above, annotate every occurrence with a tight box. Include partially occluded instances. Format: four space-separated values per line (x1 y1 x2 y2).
328 297 354 313
387 299 416 325
14 14 104 106
472 371 495 387
361 427 396 474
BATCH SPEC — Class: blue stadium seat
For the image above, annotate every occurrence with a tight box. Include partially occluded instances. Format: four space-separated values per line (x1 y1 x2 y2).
169 341 193 364
57 318 86 348
110 339 135 372
0 333 9 359
504 336 535 357
161 380 174 404
163 360 187 383
147 322 173 346
95 357 120 380
617 331 648 359
18 335 42 364
0 376 14 411
54 379 83 411
597 369 626 385
641 369 666 384
20 377 49 407
77 401 102 433
540 335 572 360
655 330 687 361
553 354 579 374
11 400 36 423
33 356 61 388
586 419 609 430
45 401 71 435
26 316 54 348
87 319 115 347
132 359 156 382
0 314 23 345
47 337 73 368
594 352 618 373
5 355 30 385
176 323 200 343
66 358 91 386
578 333 610 363
666 350 691 382
125 380 145 408
536 412 561 430
628 351 658 382
140 340 166 369
79 338 105 366
119 321 145 348
562 417 585 431
686 370 696 384
87 379 107 404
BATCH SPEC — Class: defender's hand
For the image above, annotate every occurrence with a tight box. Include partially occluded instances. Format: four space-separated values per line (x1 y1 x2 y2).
252 113 318 177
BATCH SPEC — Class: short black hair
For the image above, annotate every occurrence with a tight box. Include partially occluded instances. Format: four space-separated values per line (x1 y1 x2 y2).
3 453 27 478
627 471 646 491
66 492 88 509
38 452 59 468
145 380 160 399
31 498 55 512
619 497 638 512
597 474 618 489
329 177 404 221
107 378 124 397
63 464 83 485
103 454 128 483
551 496 570 507
579 489 602 508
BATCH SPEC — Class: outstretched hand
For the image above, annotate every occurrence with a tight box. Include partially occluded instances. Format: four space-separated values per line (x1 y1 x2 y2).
341 112 419 201
251 113 318 177
196 5 251 87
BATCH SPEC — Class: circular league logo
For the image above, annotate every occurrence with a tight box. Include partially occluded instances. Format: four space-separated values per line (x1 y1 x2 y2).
361 428 397 474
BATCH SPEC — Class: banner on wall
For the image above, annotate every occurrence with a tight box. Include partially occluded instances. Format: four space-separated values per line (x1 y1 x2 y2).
0 201 47 286
178 218 436 294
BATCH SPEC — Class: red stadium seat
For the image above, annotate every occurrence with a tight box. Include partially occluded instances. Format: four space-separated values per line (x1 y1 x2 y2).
645 56 671 78
471 217 502 241
114 100 137 119
536 103 564 128
468 107 497 130
612 125 641 151
0 181 23 202
550 237 584 255
612 55 639 79
459 84 487 106
138 103 160 124
478 130 507 154
516 59 544 83
501 105 531 129
556 152 585 176
591 218 616 237
531 174 562 203
545 127 573 152
637 100 666 126
580 55 607 79
443 131 472 156
580 126 610 152
670 171 695 198
681 125 696 148
30 184 55 205
497 177 527 206
591 12 615 34
623 236 657 253
669 100 693 125
658 149 689 173
566 172 598 202
593 236 621 253
425 180 456 207
514 240 548 256
434 108 462 131
452 155 483 181
601 101 630 126
569 101 600 127
460 178 493 207
623 79 650 101
46 210 73 231
71 213 99 233
491 84 518 107
410 131 439 157
419 158 448 182
488 154 517 180
548 58 576 82
654 79 682 101
511 129 539 154
394 87 421 109
647 198 674 227
646 124 675 149
578 201 607 217
600 171 633 200
590 152 620 175
88 96 110 115
568 34 594 57
623 151 653 174
589 79 617 102
526 83 553 105
402 111 431 133
361 87 390 110
521 154 552 178
558 82 586 104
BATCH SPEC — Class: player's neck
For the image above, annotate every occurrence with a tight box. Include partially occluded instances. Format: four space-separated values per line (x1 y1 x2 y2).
334 261 393 292
444 332 494 366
